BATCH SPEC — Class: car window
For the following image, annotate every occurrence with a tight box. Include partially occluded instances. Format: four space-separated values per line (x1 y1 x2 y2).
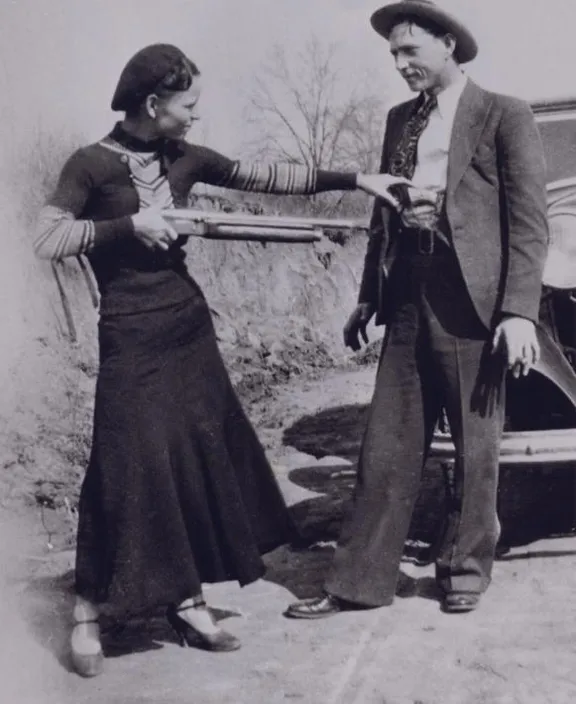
533 100 576 183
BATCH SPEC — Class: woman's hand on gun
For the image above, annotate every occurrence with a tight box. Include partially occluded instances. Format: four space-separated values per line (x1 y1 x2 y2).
131 208 179 251
356 174 412 210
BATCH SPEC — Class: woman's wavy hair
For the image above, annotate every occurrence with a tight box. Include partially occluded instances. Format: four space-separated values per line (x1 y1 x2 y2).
155 56 200 95
126 56 201 116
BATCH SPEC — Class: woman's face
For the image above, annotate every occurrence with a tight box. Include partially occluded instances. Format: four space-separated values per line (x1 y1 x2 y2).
149 79 202 139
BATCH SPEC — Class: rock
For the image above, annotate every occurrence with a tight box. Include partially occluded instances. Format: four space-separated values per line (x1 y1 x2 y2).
282 451 319 470
330 469 357 479
268 341 285 356
214 319 237 346
246 331 262 350
275 475 324 507
316 455 353 467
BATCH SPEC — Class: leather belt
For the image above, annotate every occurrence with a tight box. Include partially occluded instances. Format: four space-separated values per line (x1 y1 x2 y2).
398 227 451 256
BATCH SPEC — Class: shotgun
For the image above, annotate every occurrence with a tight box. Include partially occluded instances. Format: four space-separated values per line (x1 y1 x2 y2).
162 208 368 243
54 210 368 341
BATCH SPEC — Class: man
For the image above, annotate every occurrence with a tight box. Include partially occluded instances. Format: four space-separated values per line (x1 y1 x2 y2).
286 0 549 617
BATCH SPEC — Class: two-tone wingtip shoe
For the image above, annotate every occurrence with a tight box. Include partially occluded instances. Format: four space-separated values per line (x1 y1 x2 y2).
284 594 344 620
442 592 480 614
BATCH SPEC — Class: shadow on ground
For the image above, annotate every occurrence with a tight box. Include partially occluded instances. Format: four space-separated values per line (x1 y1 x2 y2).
263 542 443 605
18 399 576 674
282 403 576 549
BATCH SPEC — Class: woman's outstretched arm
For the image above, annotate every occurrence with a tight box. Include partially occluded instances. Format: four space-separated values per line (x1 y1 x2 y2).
220 160 357 194
184 144 407 206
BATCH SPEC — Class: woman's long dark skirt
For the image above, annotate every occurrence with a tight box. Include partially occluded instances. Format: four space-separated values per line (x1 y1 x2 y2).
75 287 293 614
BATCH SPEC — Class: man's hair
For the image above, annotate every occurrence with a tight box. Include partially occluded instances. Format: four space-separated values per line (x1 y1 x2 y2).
389 14 461 63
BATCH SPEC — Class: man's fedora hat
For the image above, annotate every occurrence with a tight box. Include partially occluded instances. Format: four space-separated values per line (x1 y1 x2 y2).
370 1 478 64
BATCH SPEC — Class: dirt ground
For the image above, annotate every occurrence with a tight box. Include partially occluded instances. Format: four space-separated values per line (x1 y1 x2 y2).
2 365 576 704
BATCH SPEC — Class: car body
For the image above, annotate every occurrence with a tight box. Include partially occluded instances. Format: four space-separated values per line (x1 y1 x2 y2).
423 99 576 548
431 98 576 465
279 99 576 551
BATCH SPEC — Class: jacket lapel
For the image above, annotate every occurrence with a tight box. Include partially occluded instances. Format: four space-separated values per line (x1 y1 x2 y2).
446 80 493 197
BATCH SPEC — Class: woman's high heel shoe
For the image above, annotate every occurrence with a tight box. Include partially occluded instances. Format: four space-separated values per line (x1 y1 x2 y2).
166 602 241 652
70 619 104 677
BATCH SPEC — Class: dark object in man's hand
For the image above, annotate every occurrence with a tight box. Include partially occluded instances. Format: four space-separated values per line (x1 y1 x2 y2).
344 303 375 351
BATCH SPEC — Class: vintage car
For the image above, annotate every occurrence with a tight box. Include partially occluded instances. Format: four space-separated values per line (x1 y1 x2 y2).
431 101 576 465
418 98 576 551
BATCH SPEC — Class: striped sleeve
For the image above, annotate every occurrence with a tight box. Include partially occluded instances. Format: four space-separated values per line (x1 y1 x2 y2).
34 148 134 260
34 206 134 260
34 205 95 259
188 145 357 195
222 162 316 194
220 162 357 195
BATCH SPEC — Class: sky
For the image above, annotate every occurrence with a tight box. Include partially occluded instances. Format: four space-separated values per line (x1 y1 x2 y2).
2 0 576 162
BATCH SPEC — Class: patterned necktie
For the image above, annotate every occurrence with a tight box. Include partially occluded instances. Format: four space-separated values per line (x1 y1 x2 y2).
389 93 438 179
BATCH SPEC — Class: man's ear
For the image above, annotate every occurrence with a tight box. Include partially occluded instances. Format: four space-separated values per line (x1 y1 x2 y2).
144 94 159 119
443 33 457 60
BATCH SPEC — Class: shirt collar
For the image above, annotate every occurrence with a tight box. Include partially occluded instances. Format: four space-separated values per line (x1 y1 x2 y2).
430 71 468 119
110 122 168 153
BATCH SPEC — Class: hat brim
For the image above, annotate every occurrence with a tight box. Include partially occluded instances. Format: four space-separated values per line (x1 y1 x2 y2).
370 2 478 64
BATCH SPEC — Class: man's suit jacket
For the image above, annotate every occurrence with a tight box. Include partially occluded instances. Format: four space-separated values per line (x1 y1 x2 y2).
358 79 549 330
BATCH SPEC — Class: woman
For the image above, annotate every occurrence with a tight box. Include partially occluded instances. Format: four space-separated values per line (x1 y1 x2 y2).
34 43 406 677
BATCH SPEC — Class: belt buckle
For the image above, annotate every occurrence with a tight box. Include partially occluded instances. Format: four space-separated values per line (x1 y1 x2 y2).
418 229 434 255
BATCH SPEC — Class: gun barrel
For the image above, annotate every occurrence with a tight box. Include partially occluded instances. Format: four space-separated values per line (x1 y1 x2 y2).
163 208 368 232
201 226 322 243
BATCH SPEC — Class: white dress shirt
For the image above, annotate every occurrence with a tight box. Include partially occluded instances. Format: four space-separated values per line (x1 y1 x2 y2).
411 71 468 194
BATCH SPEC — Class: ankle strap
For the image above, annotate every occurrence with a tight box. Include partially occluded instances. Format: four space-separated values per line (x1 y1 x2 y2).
176 596 207 612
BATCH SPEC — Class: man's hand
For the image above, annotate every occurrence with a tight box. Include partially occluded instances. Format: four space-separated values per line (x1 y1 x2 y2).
492 316 540 378
356 174 412 210
398 186 441 230
344 303 376 351
131 208 179 251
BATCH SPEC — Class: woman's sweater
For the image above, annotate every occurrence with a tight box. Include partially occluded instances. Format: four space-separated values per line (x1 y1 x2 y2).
34 123 357 315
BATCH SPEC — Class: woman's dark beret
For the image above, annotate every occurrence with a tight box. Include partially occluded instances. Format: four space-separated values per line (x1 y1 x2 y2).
111 44 188 112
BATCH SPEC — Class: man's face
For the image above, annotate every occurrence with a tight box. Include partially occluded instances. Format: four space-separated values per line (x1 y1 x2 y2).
389 22 453 93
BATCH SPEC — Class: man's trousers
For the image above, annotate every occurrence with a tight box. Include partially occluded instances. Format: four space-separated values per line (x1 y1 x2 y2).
325 244 505 606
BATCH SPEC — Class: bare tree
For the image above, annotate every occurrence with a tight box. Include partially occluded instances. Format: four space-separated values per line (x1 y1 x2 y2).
335 94 391 173
243 37 391 174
